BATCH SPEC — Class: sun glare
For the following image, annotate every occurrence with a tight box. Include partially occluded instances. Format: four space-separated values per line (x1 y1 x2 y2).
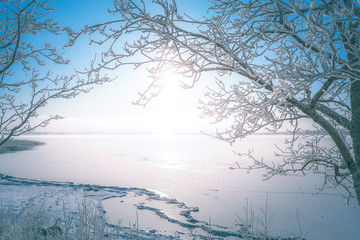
148 71 189 135
44 68 204 135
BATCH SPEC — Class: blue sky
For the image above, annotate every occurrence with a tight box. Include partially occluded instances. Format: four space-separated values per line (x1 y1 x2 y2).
12 0 321 135
34 0 216 134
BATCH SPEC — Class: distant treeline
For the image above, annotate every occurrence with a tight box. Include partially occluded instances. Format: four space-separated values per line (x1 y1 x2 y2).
0 140 45 154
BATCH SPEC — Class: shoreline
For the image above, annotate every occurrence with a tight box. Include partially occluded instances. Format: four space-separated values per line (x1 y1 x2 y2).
0 173 250 239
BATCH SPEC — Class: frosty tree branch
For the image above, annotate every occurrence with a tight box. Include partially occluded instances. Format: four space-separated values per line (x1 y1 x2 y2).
0 0 111 147
68 0 360 205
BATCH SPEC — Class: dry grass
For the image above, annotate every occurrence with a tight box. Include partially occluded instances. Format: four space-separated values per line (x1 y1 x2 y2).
0 198 117 240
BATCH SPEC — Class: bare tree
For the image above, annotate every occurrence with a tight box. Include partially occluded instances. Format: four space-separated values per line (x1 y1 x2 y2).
67 0 360 204
0 0 111 146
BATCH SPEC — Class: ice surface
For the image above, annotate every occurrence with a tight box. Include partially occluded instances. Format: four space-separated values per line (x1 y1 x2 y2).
1 134 360 239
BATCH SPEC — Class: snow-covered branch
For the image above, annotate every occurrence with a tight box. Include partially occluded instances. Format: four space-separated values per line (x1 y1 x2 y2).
0 0 112 146
69 0 360 204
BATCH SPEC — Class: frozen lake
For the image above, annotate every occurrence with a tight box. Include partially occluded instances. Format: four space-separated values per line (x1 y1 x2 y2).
0 134 359 239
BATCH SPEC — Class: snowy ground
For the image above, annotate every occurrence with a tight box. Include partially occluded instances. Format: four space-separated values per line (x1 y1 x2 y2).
0 173 278 239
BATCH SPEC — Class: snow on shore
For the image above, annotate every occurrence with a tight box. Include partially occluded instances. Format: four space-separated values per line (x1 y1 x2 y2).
0 173 253 239
0 173 181 239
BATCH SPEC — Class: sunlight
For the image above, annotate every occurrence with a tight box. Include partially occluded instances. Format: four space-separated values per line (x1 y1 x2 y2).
42 67 207 135
149 70 190 135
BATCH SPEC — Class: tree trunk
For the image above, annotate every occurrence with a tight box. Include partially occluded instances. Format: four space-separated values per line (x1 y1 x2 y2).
340 20 360 204
351 171 360 205
351 77 360 204
351 80 360 166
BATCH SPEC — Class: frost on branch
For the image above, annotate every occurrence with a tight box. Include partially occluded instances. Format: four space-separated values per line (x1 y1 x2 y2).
0 0 111 147
68 0 360 204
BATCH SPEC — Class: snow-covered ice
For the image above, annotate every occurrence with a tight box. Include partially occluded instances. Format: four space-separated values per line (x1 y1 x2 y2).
1 135 360 239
